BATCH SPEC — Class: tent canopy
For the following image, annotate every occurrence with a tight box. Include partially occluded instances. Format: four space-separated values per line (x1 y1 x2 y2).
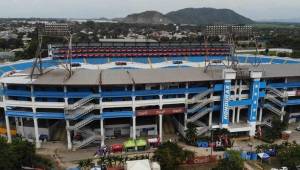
136 139 147 147
124 139 135 148
258 153 270 159
126 159 151 170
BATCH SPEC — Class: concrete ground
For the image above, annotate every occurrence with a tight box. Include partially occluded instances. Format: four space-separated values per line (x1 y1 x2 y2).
36 122 300 169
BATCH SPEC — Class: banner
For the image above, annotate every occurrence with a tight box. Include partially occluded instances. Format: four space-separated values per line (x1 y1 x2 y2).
136 107 185 116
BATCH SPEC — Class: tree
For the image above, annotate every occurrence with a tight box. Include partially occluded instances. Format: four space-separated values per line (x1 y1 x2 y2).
263 116 288 142
185 123 198 145
213 150 244 170
153 141 194 170
0 137 53 169
277 142 300 169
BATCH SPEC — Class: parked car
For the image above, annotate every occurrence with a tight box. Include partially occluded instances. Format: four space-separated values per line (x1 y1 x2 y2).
295 126 300 131
39 134 48 142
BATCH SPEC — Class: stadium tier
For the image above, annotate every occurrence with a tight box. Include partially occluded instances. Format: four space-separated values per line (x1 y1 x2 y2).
1 43 300 150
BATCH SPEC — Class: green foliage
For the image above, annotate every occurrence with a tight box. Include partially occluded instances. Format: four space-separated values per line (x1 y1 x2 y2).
153 141 195 170
185 123 198 145
213 150 244 170
0 137 53 170
277 142 300 169
262 116 288 142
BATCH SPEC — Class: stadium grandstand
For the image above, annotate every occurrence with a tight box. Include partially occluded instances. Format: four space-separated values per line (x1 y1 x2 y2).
1 40 300 150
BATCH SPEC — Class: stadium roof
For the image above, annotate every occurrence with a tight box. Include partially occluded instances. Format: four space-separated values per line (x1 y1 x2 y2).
7 64 300 85
31 67 223 85
246 64 300 78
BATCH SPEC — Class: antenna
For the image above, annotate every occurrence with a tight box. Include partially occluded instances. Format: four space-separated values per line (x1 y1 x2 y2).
30 23 73 80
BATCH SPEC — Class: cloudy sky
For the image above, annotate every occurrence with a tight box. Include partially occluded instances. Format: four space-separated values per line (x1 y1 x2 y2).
0 0 299 20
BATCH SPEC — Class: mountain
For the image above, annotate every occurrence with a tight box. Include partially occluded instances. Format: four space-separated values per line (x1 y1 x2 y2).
166 8 254 25
122 11 173 24
119 8 254 25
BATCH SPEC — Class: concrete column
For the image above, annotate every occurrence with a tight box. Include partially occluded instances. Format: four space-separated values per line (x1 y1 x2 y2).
209 112 212 127
20 117 25 137
221 79 231 128
209 85 213 127
232 107 236 124
100 118 105 146
66 120 72 150
159 114 163 142
5 115 12 143
220 68 236 128
237 107 240 123
248 71 262 137
64 86 68 105
238 80 242 100
280 107 285 122
259 107 263 122
33 118 41 148
132 116 136 140
184 93 188 130
31 85 35 103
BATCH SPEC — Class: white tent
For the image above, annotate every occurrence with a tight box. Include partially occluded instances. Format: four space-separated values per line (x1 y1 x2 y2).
258 153 270 159
126 159 151 170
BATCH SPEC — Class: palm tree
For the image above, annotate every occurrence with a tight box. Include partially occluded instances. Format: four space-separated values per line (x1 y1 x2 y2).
185 123 198 145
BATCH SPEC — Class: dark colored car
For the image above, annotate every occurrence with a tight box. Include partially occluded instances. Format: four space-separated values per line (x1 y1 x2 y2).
39 134 48 142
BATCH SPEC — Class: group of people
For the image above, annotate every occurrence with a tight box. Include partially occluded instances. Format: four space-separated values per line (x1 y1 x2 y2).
95 145 111 157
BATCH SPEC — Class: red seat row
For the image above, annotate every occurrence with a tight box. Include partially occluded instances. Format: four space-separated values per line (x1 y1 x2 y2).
54 47 230 54
53 51 230 59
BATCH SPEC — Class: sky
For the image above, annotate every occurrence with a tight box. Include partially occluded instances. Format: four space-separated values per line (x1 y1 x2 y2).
0 0 299 20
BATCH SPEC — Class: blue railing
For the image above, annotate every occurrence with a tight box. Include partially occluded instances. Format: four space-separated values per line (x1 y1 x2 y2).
5 89 31 97
268 82 300 88
67 92 94 98
102 111 134 119
34 91 65 98
35 112 65 119
6 110 33 118
229 99 252 107
6 110 65 119
286 99 300 106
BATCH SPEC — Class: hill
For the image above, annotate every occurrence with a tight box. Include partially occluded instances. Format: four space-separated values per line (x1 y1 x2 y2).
119 8 254 25
166 8 254 25
121 11 173 24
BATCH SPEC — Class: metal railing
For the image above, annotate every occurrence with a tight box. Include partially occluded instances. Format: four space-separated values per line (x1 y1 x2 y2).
188 107 213 123
65 104 98 120
68 115 99 131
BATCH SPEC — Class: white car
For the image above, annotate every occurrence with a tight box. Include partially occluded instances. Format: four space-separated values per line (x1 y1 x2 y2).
296 126 300 131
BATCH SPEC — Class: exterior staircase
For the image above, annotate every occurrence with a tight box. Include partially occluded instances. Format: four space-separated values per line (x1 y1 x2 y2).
66 94 99 110
65 104 98 120
267 86 287 98
68 115 100 131
265 94 284 107
73 129 101 149
187 107 213 123
188 99 213 113
263 103 285 116
193 121 209 135
189 88 213 103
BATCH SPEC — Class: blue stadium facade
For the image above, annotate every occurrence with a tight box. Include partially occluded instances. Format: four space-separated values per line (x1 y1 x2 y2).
1 42 300 150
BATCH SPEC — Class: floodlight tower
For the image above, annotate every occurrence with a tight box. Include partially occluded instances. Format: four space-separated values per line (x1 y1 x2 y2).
30 23 73 80
204 25 229 72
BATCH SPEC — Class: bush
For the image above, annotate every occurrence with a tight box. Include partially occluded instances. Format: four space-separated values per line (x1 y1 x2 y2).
153 141 194 170
213 150 244 170
0 137 53 169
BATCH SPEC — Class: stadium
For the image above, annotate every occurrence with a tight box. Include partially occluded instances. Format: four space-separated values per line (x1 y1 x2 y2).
1 31 300 150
